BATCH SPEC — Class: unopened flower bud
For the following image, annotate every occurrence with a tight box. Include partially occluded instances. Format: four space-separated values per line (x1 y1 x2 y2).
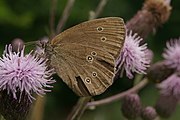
141 106 157 120
147 61 175 83
121 94 142 119
155 94 178 118
126 0 171 39
11 38 24 52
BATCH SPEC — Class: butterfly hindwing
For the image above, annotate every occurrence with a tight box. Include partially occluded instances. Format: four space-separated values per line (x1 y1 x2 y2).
51 44 114 96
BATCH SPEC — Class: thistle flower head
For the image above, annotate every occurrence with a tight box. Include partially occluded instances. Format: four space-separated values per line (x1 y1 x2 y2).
116 31 150 79
0 45 55 101
163 38 180 71
158 73 180 100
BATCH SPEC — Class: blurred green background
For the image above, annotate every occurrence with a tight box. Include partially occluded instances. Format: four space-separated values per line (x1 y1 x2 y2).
0 0 180 120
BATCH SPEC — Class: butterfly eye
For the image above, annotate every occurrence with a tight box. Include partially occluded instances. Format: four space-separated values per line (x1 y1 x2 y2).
85 77 91 84
91 51 97 56
97 27 104 32
92 72 97 77
86 55 93 62
101 36 107 42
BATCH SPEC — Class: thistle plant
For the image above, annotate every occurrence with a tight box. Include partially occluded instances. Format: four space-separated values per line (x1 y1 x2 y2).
1 0 179 120
0 44 55 120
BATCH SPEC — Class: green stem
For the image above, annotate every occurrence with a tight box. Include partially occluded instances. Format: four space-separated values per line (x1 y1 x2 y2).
0 115 6 120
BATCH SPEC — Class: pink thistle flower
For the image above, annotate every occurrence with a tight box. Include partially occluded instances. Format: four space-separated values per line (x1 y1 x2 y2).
158 73 180 100
116 31 150 79
0 45 55 101
163 38 180 71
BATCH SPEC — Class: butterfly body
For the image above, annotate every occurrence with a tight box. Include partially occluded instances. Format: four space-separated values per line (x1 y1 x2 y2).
46 17 125 96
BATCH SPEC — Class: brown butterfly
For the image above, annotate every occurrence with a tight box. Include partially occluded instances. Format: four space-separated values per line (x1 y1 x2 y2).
45 17 125 96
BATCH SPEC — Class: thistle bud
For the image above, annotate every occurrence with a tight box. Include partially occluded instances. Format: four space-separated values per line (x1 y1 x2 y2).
155 94 178 118
147 61 175 83
126 0 171 40
11 38 24 52
141 106 157 120
121 94 142 119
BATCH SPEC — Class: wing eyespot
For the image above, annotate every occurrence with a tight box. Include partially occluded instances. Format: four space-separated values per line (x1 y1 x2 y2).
91 51 97 56
85 77 91 84
86 55 94 63
97 27 104 32
101 36 107 42
92 72 97 77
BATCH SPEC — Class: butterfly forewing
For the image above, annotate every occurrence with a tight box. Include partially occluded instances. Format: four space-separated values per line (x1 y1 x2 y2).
48 17 125 96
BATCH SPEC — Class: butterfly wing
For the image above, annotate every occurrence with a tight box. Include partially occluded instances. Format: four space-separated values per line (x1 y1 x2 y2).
48 17 125 96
